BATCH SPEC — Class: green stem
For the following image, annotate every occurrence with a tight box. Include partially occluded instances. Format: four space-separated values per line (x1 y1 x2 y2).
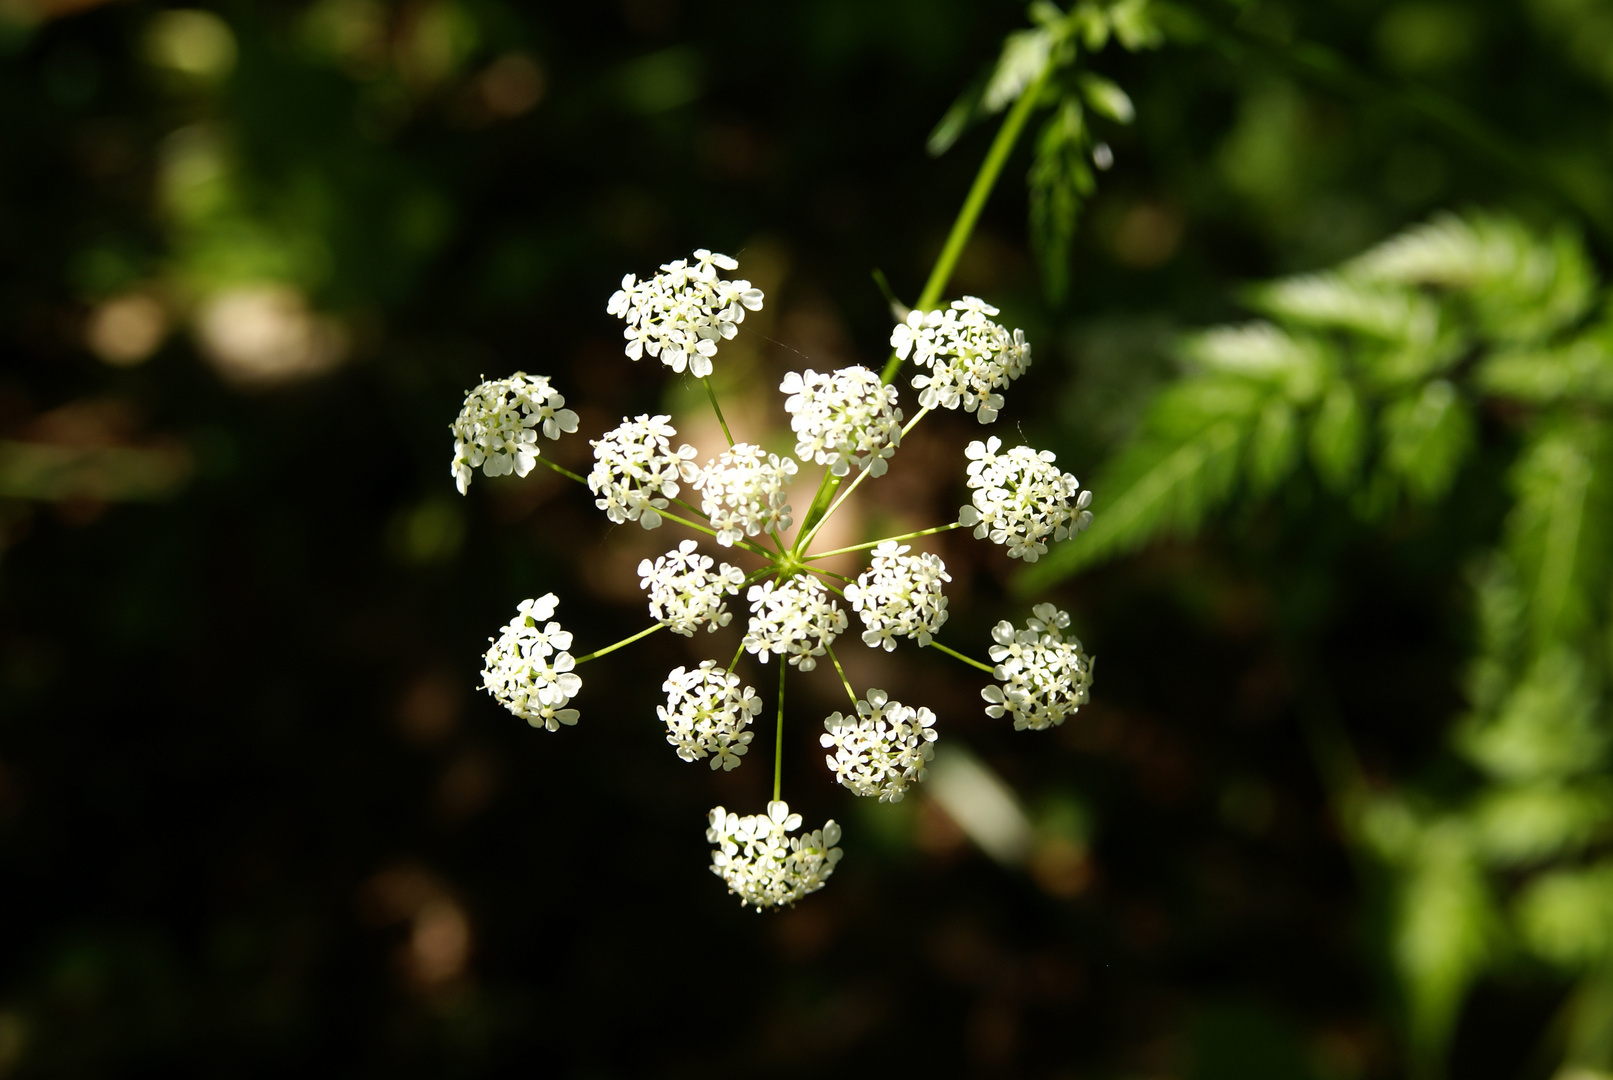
806 521 964 561
901 405 933 439
536 456 588 485
926 639 996 675
773 662 786 803
800 462 879 550
826 644 860 709
809 566 854 584
880 64 1052 385
656 508 773 558
572 622 666 664
703 376 735 447
793 468 840 555
729 640 746 673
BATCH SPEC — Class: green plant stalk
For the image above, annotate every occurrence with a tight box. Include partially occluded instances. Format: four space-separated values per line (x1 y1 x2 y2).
573 621 666 664
926 639 997 674
536 456 588 485
806 521 963 561
703 376 735 447
773 662 786 802
794 69 1051 546
826 644 860 708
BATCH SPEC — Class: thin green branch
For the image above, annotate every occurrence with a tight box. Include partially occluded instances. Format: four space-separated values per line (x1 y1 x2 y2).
806 521 964 561
826 644 860 709
901 405 933 439
703 376 735 447
657 508 773 558
536 456 587 485
800 462 879 550
773 662 786 803
573 622 666 665
793 468 840 555
926 639 996 675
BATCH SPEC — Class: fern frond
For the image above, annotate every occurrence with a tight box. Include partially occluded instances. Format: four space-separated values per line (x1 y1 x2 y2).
1018 378 1265 587
1177 321 1326 401
1246 272 1439 344
1515 862 1613 969
1474 335 1613 405
1470 779 1613 865
1381 379 1474 503
1457 647 1607 782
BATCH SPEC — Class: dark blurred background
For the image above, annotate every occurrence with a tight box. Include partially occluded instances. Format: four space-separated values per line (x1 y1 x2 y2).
3 0 1611 1076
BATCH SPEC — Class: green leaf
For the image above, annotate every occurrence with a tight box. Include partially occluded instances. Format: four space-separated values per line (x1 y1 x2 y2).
1504 417 1613 648
1470 780 1613 865
1474 334 1613 405
1077 72 1134 123
1381 379 1473 503
1391 825 1503 1076
1348 212 1596 344
1017 377 1265 586
1108 0 1165 50
1458 647 1607 782
1027 96 1092 303
983 26 1054 113
1245 272 1440 344
1309 381 1366 491
1248 398 1298 493
1515 862 1613 969
1177 321 1326 401
926 65 992 157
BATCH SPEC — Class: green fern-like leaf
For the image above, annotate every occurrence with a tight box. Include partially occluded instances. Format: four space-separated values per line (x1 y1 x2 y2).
1516 862 1613 969
1028 95 1093 303
1470 779 1613 865
1474 333 1613 405
1309 381 1366 491
1245 272 1440 344
1381 379 1474 503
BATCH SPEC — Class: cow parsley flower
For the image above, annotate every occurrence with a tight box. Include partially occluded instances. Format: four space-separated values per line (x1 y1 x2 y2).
659 661 762 770
637 539 744 635
982 603 1094 731
707 800 844 910
450 372 580 494
958 436 1093 562
606 249 765 379
891 297 1031 424
742 575 847 671
693 443 798 547
588 414 699 529
481 593 583 731
780 366 904 477
820 689 938 802
843 541 951 650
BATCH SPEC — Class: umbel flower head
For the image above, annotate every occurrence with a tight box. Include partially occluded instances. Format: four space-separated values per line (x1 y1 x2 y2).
743 575 848 671
606 249 765 379
821 689 938 802
890 296 1032 424
780 366 904 477
693 443 798 547
481 594 582 731
450 372 580 494
660 661 762 770
588 413 699 529
983 603 1095 731
707 800 843 910
959 436 1094 562
637 539 745 636
844 541 951 650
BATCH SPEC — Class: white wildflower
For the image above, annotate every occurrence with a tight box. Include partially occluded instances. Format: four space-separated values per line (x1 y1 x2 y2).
693 443 798 547
742 575 847 671
449 372 580 494
606 249 765 379
707 800 843 910
843 541 950 650
637 539 744 635
981 603 1094 731
820 689 938 802
588 413 699 529
659 661 762 770
958 435 1092 562
481 593 583 731
779 366 904 477
891 297 1031 424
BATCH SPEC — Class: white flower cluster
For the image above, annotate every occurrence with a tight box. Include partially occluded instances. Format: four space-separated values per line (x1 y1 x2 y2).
958 436 1093 562
450 372 580 494
588 414 698 529
660 661 762 770
982 603 1094 731
606 249 765 379
891 297 1031 424
820 689 938 802
707 800 843 910
780 366 904 477
742 576 847 671
481 594 582 731
637 539 744 636
693 443 798 547
844 542 951 650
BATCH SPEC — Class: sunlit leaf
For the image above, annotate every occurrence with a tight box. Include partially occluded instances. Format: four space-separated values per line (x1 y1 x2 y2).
1516 862 1613 968
1246 272 1439 344
983 26 1053 113
1078 72 1133 123
1470 780 1613 865
926 66 991 157
1309 381 1365 491
1458 647 1607 782
1380 379 1473 502
1248 398 1298 493
1178 321 1325 400
1474 335 1613 405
